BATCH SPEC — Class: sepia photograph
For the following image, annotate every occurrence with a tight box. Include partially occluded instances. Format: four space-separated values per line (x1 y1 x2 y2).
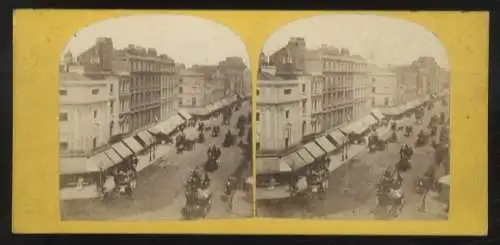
255 14 450 220
58 14 253 220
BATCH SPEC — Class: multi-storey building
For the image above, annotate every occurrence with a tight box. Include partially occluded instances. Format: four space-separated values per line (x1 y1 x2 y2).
179 70 206 108
75 38 178 134
59 72 119 156
217 57 247 97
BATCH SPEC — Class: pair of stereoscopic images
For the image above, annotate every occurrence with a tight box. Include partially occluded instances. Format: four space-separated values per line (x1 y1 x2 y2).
59 14 450 221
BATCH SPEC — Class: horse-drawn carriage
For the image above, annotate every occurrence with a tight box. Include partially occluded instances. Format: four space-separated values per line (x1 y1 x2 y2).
373 170 405 219
404 125 413 137
182 186 212 220
368 134 386 152
415 130 429 147
176 133 194 153
211 125 220 137
98 169 137 201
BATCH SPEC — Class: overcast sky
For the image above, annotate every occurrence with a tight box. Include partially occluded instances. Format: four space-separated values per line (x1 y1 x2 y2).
262 14 449 70
62 14 250 67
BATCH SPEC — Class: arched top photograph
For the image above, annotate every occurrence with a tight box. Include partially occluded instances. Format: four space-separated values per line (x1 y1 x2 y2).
255 14 451 221
58 14 253 221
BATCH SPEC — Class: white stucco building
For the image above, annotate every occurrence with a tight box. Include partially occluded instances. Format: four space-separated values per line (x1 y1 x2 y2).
178 71 206 108
256 73 308 152
59 72 119 156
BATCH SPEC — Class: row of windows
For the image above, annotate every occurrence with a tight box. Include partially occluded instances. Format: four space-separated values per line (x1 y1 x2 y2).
59 109 99 122
323 60 368 73
255 109 291 122
129 59 175 73
59 87 106 96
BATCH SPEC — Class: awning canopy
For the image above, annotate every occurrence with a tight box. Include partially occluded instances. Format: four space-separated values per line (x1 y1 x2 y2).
184 107 211 116
285 152 308 171
169 115 185 129
375 127 392 141
360 115 378 128
380 107 403 116
304 141 326 159
104 149 123 165
60 156 103 175
122 136 144 154
152 119 174 135
329 130 347 146
371 108 385 121
341 120 368 135
206 104 215 113
438 175 450 186
177 109 192 120
314 136 336 153
112 141 133 159
256 158 292 175
147 126 161 135
396 117 412 126
296 148 315 165
137 130 155 146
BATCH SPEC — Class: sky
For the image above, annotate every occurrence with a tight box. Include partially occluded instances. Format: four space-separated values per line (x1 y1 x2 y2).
62 14 250 67
262 14 449 70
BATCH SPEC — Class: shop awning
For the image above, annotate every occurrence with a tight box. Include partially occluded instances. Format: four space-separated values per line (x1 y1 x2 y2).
137 130 155 146
151 119 173 135
122 136 144 154
256 158 292 175
314 136 336 153
329 130 347 146
147 126 161 135
169 115 185 129
285 152 308 170
296 148 315 165
341 120 367 135
371 108 385 121
360 115 378 128
177 109 192 120
60 156 102 175
104 148 123 165
380 107 402 116
304 141 326 159
220 99 229 107
112 141 133 159
438 175 450 186
375 127 392 141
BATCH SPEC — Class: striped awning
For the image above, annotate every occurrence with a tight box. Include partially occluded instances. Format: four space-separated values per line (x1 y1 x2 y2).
296 148 315 165
104 149 123 165
315 136 336 153
256 158 292 174
137 130 155 146
371 108 385 121
169 115 185 129
90 152 116 170
178 109 192 120
285 152 308 171
304 141 326 159
329 130 347 146
112 142 133 159
122 136 144 154
60 156 102 175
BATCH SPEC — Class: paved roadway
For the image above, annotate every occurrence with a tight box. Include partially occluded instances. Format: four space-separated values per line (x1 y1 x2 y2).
257 97 450 220
61 100 252 220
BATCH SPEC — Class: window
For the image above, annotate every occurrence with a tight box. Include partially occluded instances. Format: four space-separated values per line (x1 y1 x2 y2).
93 110 98 119
59 90 67 95
192 97 196 106
110 84 114 93
285 110 290 119
110 100 114 113
284 89 292 95
179 86 183 93
92 89 99 95
372 86 376 93
59 112 68 121
256 89 259 96
285 138 289 148
60 142 68 151
179 98 183 106
302 84 306 92
256 142 260 151
256 112 260 121
92 138 97 149
372 98 375 106
384 97 389 106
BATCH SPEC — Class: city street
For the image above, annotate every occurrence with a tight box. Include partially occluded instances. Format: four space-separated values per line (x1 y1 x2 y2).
61 100 252 220
257 98 449 220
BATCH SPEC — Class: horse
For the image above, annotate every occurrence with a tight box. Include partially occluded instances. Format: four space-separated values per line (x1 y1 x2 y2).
374 186 405 219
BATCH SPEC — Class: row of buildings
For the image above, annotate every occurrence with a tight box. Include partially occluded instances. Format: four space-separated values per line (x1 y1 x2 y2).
255 37 450 198
59 37 250 175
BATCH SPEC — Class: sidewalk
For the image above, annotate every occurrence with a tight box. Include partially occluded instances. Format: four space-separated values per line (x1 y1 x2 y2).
230 190 252 217
60 143 176 201
327 143 368 172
